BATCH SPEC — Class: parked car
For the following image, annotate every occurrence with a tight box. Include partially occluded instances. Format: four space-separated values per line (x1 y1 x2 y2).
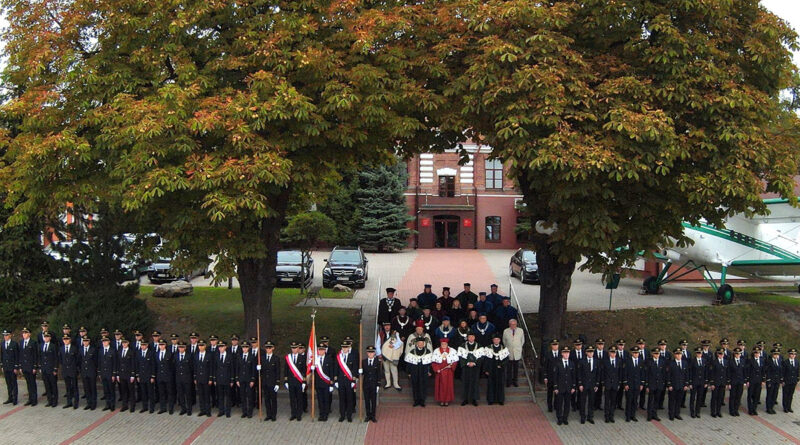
275 250 314 287
147 257 209 284
509 248 539 284
322 246 368 289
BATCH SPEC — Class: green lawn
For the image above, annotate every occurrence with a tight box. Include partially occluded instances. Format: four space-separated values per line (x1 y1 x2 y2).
139 286 360 355
524 288 800 354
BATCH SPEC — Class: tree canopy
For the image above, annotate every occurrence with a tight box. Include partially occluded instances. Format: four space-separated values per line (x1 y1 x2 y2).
0 0 446 338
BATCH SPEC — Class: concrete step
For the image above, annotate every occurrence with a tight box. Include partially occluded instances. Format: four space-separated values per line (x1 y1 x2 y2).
378 375 534 406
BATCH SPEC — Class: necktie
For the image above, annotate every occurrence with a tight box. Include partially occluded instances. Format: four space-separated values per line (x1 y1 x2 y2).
180 353 184 361
24 340 27 348
656 358 658 367
369 359 373 366
84 347 88 355
589 359 593 372
105 348 108 355
221 353 225 362
142 351 145 359
66 345 69 354
122 349 126 357
160 351 164 361
792 359 795 367
720 359 723 366
200 353 204 362
678 361 681 370
611 359 615 367
563 360 567 368
267 355 271 361
775 359 778 366
736 359 739 366
634 359 637 367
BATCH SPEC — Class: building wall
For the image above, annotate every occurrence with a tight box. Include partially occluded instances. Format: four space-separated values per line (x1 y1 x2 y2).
405 144 523 249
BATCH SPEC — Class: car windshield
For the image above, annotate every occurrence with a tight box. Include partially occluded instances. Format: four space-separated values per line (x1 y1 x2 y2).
330 250 361 263
522 250 536 262
278 251 303 263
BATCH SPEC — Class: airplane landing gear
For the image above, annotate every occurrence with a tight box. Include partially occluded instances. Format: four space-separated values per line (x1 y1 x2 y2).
716 284 735 305
643 276 660 294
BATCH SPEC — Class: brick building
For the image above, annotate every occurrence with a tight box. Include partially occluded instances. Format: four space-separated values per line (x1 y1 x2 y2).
404 143 523 249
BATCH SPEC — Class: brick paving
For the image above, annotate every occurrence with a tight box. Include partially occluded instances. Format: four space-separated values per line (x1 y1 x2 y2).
394 249 498 304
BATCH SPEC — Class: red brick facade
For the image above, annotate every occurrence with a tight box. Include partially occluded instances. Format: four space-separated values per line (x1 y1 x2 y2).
405 144 523 249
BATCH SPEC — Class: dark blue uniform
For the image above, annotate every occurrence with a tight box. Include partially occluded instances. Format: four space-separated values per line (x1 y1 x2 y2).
334 351 357 421
174 350 193 415
135 347 156 413
623 354 645 421
116 346 135 411
79 344 98 409
765 355 783 414
1 338 19 405
39 340 59 407
18 337 39 406
552 356 576 425
193 350 213 416
645 355 666 420
708 356 728 417
601 355 622 422
98 344 117 410
59 342 79 408
689 355 709 417
727 355 747 416
260 351 280 421
214 350 234 417
236 351 256 417
666 358 689 420
577 355 600 423
154 348 174 413
314 351 334 421
782 356 798 412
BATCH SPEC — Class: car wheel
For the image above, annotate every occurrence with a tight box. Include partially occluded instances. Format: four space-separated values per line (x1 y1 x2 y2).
520 270 526 283
509 265 515 277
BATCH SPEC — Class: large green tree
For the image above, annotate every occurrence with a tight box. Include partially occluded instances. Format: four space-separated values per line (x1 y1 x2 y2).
354 161 413 252
431 0 800 348
0 0 446 339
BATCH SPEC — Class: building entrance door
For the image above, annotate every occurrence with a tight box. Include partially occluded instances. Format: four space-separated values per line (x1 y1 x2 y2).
434 215 460 248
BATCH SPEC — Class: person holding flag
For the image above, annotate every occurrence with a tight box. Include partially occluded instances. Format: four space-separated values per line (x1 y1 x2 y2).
284 342 306 421
334 342 358 422
315 343 335 421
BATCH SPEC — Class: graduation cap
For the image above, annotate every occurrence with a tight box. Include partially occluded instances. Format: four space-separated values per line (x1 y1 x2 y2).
463 283 471 287
424 284 432 288
442 287 450 291
386 287 396 293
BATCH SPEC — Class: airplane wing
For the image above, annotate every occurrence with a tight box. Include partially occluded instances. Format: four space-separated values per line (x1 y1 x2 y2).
727 259 800 278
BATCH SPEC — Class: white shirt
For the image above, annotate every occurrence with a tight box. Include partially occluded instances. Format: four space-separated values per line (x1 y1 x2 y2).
220 353 226 362
65 345 70 353
122 348 128 357
180 353 184 361
563 360 568 368
610 358 615 367
588 357 593 371
199 352 205 362
633 358 638 367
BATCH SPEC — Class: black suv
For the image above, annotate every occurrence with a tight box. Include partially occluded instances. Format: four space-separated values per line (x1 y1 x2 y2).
322 246 368 288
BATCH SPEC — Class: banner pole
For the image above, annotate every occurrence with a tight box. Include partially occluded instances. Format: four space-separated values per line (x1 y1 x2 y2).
257 318 262 420
311 314 316 422
358 317 363 421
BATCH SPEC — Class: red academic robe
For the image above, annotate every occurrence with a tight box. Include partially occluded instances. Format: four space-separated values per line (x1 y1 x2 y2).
432 347 456 403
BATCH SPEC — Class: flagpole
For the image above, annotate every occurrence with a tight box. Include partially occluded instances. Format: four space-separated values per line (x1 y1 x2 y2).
257 318 262 420
310 311 316 422
358 315 363 421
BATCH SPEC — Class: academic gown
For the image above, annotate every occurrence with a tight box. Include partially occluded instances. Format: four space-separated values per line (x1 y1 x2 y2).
431 347 457 403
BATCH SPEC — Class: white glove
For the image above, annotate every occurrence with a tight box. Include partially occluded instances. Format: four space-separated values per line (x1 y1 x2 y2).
351 382 356 389
256 365 261 371
358 368 363 374
311 365 315 371
334 382 338 389
329 386 334 393
376 387 380 394
284 383 288 390
274 385 279 393
302 384 306 391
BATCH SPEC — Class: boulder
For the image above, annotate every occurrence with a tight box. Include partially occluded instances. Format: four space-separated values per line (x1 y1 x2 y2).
153 280 194 298
332 284 352 293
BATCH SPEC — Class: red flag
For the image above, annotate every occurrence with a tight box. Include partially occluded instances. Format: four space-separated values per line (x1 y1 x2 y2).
306 320 316 376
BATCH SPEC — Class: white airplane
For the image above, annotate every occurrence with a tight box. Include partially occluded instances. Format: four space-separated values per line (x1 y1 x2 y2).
640 198 800 304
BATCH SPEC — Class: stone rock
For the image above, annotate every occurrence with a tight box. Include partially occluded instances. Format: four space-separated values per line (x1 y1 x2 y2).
332 284 352 293
153 280 194 298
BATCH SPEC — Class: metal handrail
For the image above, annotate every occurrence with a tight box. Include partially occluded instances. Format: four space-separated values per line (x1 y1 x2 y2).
374 277 381 408
509 280 538 402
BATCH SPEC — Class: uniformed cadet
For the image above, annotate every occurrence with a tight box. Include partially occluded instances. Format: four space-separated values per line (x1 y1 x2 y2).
553 346 576 425
193 340 213 417
168 334 180 405
765 348 782 414
678 339 690 408
260 341 280 421
214 341 234 418
656 339 669 410
728 347 746 416
623 346 644 422
636 338 648 410
689 347 708 418
783 348 798 413
248 336 259 413
602 346 622 423
459 332 483 406
314 343 334 421
666 348 689 421
150 331 162 404
737 340 748 359
543 338 560 413
80 336 98 410
406 337 432 407
207 335 220 408
708 347 728 417
174 341 193 415
335 341 357 422
236 341 256 418
298 343 309 414
19 327 39 406
98 336 116 411
133 330 145 404
188 332 200 405
747 346 765 415
59 334 79 409
615 339 627 410
39 331 59 407
361 345 381 422
284 341 306 421
116 338 135 412
645 347 666 421
569 339 585 410
229 334 241 407
577 345 599 424
135 340 156 413
155 339 175 414
593 338 606 410
37 322 49 346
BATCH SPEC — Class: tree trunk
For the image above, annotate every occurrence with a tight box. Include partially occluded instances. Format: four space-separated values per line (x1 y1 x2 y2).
535 245 576 356
236 195 289 341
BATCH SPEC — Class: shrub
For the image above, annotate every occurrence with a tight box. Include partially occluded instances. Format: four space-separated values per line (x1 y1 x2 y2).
49 282 154 338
